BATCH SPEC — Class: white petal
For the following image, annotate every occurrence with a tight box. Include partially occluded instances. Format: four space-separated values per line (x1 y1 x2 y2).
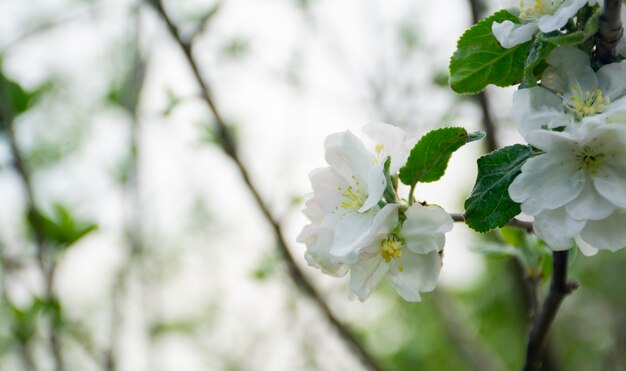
545 47 598 95
534 208 586 251
565 183 616 221
306 167 344 218
330 209 379 262
349 253 388 302
359 164 386 212
509 153 584 215
363 122 410 173
580 211 626 251
387 251 442 302
601 97 626 124
597 60 626 101
301 226 349 277
512 87 570 137
574 236 599 257
537 0 587 32
525 127 583 152
400 203 452 254
592 125 626 208
492 20 538 48
331 204 398 261
324 131 374 183
404 234 445 255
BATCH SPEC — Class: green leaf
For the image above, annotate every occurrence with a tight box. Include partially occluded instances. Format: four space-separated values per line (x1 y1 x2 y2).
382 156 399 203
449 10 531 94
399 127 474 186
467 131 486 142
464 144 533 233
28 204 98 248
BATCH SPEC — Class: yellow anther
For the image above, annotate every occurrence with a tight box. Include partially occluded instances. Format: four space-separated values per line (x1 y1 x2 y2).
519 0 559 20
562 87 609 119
397 264 404 272
381 238 403 262
375 144 384 154
575 146 605 176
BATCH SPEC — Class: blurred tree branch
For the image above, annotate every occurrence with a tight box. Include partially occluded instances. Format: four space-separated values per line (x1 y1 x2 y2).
146 1 384 370
0 71 65 371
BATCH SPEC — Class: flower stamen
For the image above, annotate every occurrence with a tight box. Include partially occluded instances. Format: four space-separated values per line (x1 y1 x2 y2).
575 145 605 176
381 236 402 262
562 86 610 119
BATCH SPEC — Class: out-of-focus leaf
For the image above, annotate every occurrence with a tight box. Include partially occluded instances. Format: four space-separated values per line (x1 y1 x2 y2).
8 298 44 344
28 204 98 248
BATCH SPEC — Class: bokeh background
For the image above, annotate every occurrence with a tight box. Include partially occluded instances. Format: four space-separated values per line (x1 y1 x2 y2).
0 0 625 370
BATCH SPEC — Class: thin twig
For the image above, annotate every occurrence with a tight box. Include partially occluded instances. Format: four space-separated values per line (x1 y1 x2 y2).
0 72 65 371
105 6 148 371
524 251 578 371
596 0 624 64
146 2 384 370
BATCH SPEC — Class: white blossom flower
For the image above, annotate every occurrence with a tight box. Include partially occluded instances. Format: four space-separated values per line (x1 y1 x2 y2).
509 123 626 251
492 0 588 48
512 47 626 138
298 124 411 275
330 203 453 302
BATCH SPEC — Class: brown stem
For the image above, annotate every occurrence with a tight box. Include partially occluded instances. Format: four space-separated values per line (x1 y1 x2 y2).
596 0 624 64
524 251 578 371
146 2 384 370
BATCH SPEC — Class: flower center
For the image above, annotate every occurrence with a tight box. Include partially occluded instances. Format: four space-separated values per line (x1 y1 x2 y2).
337 176 367 211
561 87 610 119
575 145 605 176
519 0 561 20
380 237 402 263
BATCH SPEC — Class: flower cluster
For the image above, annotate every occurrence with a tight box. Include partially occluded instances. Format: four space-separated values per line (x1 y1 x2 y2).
508 47 626 253
298 123 454 302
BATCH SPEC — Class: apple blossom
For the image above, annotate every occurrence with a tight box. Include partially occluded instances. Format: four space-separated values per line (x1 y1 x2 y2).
492 0 588 48
513 47 626 138
509 123 626 251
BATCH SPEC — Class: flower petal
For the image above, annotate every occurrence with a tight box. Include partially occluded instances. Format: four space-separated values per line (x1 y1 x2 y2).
331 204 398 261
537 0 587 33
349 253 389 302
359 163 386 212
512 87 570 138
580 211 626 251
363 122 410 173
534 208 586 251
545 47 598 95
597 60 626 101
324 130 374 183
574 236 599 257
400 203 452 255
387 251 442 302
492 20 538 48
509 152 584 215
565 183 616 221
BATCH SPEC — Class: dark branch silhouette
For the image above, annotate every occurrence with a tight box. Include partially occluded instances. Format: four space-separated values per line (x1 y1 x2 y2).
146 1 384 370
